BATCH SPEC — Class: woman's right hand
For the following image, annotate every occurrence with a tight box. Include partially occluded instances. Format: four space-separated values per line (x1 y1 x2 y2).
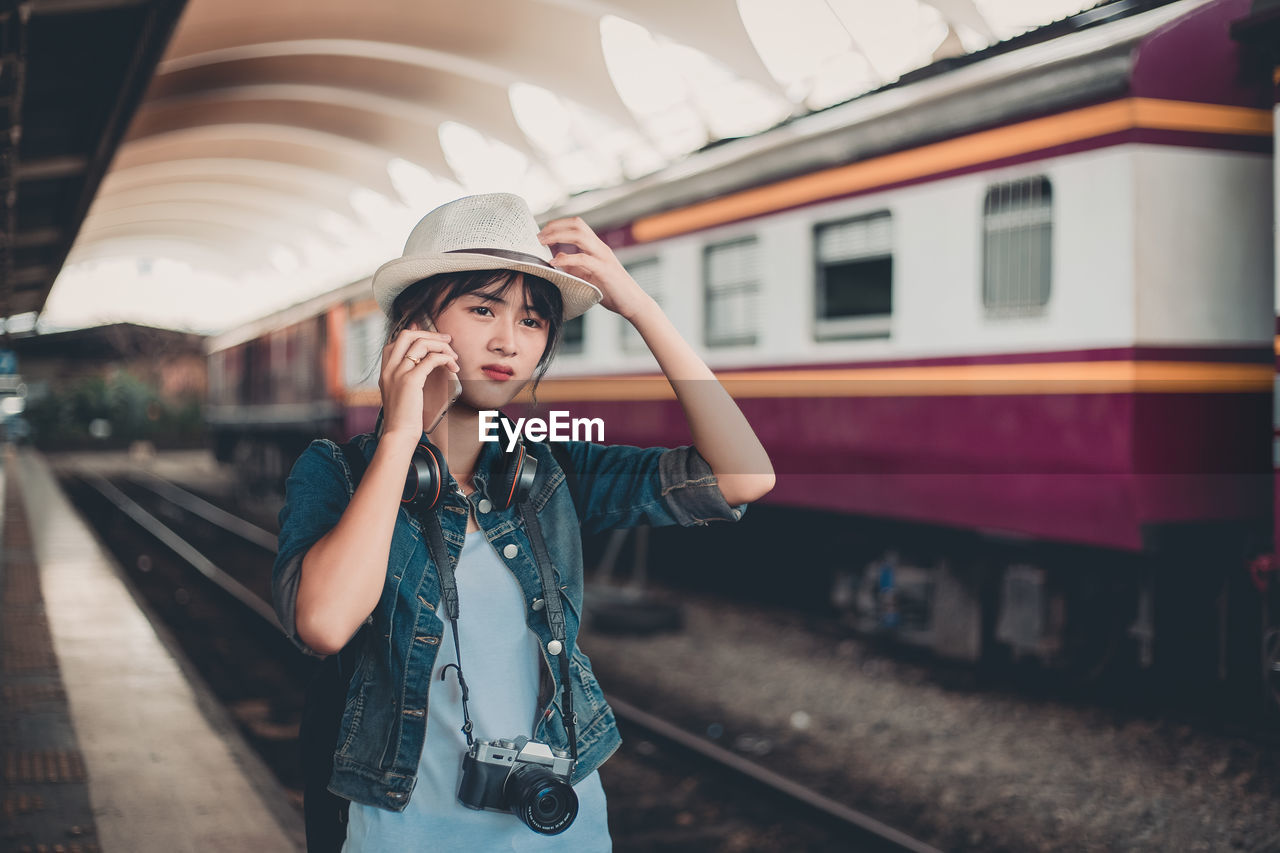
379 327 460 441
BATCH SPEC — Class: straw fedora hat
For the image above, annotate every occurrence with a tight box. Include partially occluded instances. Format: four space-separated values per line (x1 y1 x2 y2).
372 193 603 321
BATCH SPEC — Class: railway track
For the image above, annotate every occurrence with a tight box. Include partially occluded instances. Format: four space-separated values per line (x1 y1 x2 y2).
58 463 942 853
606 695 941 853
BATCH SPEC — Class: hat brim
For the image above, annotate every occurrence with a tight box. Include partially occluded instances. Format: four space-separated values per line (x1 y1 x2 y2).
372 253 603 321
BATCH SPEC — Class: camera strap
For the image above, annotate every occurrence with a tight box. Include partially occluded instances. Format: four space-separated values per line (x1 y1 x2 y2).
418 500 577 760
419 510 476 748
517 500 578 762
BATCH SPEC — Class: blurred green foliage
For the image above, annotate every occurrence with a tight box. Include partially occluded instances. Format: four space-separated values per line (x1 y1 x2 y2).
25 370 204 450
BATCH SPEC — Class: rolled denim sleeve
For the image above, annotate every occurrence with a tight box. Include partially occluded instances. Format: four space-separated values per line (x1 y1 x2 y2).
273 439 353 657
558 441 748 536
657 445 750 527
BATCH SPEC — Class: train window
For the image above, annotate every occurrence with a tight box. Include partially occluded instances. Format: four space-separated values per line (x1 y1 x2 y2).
982 176 1052 317
560 314 585 355
621 258 661 354
814 211 893 340
344 312 384 390
704 238 759 347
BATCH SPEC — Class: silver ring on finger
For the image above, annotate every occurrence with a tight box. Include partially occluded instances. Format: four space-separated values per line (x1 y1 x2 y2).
405 355 421 365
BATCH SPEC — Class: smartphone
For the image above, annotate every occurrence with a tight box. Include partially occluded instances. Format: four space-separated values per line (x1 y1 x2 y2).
419 318 462 432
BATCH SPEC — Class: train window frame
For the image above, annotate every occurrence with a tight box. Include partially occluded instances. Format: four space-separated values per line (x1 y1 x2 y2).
620 257 661 354
982 175 1052 318
703 236 760 348
813 210 894 341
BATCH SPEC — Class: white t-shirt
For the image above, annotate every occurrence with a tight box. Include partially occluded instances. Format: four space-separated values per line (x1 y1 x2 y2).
342 530 611 852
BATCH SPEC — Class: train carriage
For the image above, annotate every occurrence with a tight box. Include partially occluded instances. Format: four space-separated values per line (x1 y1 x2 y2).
208 0 1279 698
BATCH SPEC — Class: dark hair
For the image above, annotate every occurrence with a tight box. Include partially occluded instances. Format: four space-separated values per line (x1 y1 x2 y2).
386 269 565 399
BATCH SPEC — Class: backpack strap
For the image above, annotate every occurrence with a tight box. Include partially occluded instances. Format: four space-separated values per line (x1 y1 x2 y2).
546 440 583 526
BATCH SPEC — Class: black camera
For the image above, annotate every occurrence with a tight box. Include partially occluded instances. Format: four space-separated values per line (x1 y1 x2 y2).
457 736 578 835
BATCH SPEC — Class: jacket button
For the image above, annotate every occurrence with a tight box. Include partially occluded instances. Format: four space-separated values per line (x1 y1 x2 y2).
547 640 563 655
531 598 545 611
477 499 492 514
503 543 518 559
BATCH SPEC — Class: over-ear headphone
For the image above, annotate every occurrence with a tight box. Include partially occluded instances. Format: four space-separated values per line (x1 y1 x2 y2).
401 437 449 510
382 408 538 514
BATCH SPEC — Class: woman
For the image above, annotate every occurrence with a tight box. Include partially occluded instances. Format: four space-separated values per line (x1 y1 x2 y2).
272 193 774 851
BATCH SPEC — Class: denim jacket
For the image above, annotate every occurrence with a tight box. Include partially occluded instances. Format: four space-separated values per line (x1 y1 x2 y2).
272 429 748 812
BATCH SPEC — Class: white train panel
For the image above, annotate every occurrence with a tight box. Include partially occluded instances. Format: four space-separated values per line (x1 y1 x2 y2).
1134 146 1273 345
554 145 1156 376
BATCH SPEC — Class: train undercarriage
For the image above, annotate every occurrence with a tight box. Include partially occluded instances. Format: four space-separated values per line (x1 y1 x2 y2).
637 504 1279 720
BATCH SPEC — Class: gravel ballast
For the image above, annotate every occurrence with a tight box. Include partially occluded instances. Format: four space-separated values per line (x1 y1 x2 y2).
581 590 1280 853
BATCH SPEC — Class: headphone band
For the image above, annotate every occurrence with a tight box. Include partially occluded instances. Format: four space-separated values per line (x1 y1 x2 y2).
391 408 533 512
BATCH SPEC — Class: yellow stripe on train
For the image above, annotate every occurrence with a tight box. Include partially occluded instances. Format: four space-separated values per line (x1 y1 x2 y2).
632 98 1274 243
344 361 1272 406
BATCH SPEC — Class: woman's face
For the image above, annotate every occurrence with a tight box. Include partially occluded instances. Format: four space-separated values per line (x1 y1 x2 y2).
414 273 551 412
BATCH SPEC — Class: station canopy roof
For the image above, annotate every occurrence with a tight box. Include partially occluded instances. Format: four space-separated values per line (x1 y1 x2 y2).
39 0 1119 332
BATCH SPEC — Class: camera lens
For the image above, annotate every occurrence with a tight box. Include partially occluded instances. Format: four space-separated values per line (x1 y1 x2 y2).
505 764 578 835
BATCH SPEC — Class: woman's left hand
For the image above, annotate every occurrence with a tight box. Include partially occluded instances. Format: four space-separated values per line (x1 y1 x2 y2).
538 217 652 320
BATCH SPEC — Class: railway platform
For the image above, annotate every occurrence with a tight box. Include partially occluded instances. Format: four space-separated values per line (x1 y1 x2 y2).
0 444 303 852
